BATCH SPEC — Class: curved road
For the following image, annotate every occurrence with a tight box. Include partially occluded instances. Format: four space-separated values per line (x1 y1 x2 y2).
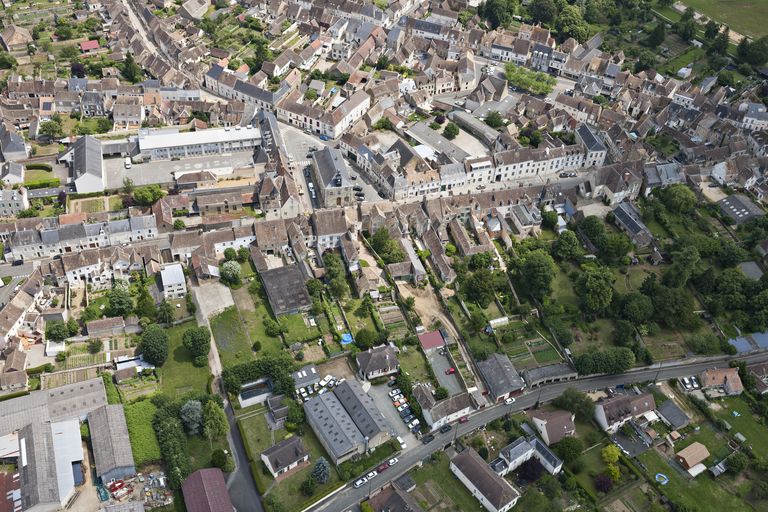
307 351 768 512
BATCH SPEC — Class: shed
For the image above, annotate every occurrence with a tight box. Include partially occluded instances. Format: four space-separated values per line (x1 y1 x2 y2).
87 404 136 481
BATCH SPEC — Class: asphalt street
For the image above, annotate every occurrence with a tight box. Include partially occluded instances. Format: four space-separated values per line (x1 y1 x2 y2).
307 351 768 512
0 276 23 308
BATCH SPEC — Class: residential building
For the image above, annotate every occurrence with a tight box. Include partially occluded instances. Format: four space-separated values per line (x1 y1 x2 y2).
676 442 710 470
312 209 348 253
594 392 655 433
311 148 355 208
477 353 525 403
260 437 310 479
356 344 399 380
0 188 29 217
612 201 653 247
450 448 521 512
160 263 187 299
0 161 25 185
0 25 32 51
259 265 311 316
413 386 475 429
699 367 743 396
491 436 564 476
527 410 576 446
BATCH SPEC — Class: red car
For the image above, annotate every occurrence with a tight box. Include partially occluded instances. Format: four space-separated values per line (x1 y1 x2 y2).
445 367 456 375
377 463 389 472
459 416 469 424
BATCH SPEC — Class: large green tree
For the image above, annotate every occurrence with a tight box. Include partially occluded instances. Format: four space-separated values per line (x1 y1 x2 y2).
141 324 169 366
518 250 557 301
556 5 589 42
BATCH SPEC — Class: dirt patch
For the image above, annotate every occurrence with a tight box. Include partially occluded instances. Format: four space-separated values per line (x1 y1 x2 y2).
397 284 457 338
300 342 325 362
317 357 355 381
412 481 460 512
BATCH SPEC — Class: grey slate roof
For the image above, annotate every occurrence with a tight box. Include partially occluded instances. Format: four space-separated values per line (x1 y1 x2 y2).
452 448 520 510
260 264 311 315
261 436 308 472
477 353 525 398
333 379 390 439
87 404 135 478
72 135 104 179
577 123 606 152
656 399 689 430
304 392 364 460
312 147 352 190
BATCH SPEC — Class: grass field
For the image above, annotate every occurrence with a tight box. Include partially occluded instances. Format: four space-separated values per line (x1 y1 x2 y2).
187 434 229 472
282 313 321 344
714 397 768 459
78 197 106 213
341 298 377 334
676 0 768 38
398 347 431 383
211 306 255 368
124 400 161 467
638 448 746 512
411 452 482 511
234 286 283 355
159 321 210 397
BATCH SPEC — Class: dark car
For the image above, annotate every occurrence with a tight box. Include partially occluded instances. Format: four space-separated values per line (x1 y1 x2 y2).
377 462 389 472
422 434 435 444
353 185 363 192
399 409 412 418
403 414 415 424
439 424 452 433
387 379 398 387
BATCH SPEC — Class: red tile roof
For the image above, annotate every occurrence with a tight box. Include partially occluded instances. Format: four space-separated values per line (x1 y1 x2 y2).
181 468 234 512
80 40 100 52
418 331 444 351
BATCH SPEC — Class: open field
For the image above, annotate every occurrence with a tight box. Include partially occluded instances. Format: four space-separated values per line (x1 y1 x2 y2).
159 320 210 397
411 452 482 511
233 286 283 355
714 397 768 459
398 347 431 383
211 306 255 368
676 0 768 38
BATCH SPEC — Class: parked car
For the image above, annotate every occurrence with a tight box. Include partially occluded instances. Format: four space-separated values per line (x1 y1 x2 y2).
459 416 469 424
377 463 389 472
388 389 401 397
366 471 378 480
353 185 363 192
504 397 516 405
403 414 415 424
387 380 398 388
354 477 368 488
394 401 404 408
388 458 399 467
421 434 435 444
396 436 407 449
391 394 404 402
397 404 410 412
439 424 452 433
445 367 456 375
399 408 412 418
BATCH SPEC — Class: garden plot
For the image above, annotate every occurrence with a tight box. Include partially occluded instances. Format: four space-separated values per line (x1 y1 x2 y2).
40 367 98 389
378 303 409 339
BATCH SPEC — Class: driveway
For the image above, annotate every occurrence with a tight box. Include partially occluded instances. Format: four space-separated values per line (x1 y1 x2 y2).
367 382 418 448
425 347 463 397
193 281 234 319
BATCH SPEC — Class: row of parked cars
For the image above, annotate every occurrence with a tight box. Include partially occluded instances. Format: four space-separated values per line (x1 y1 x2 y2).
296 375 342 403
681 376 701 391
353 458 399 488
388 387 421 432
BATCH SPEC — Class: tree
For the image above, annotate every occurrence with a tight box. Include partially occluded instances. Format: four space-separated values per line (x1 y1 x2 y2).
660 184 696 213
312 457 331 484
519 249 557 301
519 458 544 481
121 52 143 83
107 283 133 317
484 110 504 128
613 319 636 347
477 0 516 28
46 320 69 341
728 452 748 474
676 18 697 41
663 246 701 288
553 436 584 464
180 400 203 435
237 247 250 263
579 266 614 315
753 481 768 499
135 287 157 320
468 251 495 271
574 347 635 375
0 52 17 69
705 21 720 40
435 387 449 400
601 444 621 464
88 339 102 354
301 477 316 496
595 474 613 493
264 319 285 337
710 28 730 56
158 300 174 324
443 122 459 140
122 177 135 195
203 401 228 447
557 5 589 42
717 241 748 267
183 326 211 358
173 219 185 230
647 23 666 47
552 388 595 422
224 247 237 261
529 0 557 24
140 324 169 366
304 88 318 101
605 463 621 482
132 185 164 206
328 277 348 298
652 286 696 328
211 448 234 472
39 120 64 139
621 292 654 324
355 329 376 350
220 260 242 286
370 228 405 264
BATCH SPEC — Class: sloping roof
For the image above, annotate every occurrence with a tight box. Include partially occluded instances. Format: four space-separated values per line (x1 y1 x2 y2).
598 392 655 425
261 437 308 472
181 468 234 512
528 409 575 445
477 353 525 398
451 448 520 509
657 400 689 430
700 367 743 394
676 441 710 467
260 265 311 315
356 345 399 376
418 331 444 351
87 405 135 478
72 135 103 179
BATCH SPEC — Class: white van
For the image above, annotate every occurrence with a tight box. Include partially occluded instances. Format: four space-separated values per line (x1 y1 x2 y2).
124 157 132 169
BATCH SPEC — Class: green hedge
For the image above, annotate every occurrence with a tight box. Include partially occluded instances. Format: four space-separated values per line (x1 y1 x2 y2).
26 163 52 172
0 390 30 402
27 363 54 375
124 400 162 466
25 177 61 189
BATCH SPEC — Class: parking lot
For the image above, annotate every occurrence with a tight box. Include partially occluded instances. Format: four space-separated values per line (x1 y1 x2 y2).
367 382 419 447
103 153 256 188
425 347 464 397
192 281 234 321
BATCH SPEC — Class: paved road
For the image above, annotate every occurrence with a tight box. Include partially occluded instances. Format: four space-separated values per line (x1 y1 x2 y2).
0 276 23 308
0 263 33 278
307 351 768 512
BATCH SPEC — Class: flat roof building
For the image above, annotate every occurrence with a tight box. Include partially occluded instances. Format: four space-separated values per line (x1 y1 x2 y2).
137 126 261 161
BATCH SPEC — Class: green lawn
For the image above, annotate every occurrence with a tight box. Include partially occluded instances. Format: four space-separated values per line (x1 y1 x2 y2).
713 397 768 459
341 298 377 334
237 287 284 355
533 346 562 364
124 400 161 467
551 266 579 307
398 347 431 384
282 313 321 344
675 0 768 38
674 423 730 461
211 306 255 368
638 448 746 512
574 442 608 494
79 197 105 213
411 452 482 511
570 318 615 356
187 434 229 472
159 321 211 397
